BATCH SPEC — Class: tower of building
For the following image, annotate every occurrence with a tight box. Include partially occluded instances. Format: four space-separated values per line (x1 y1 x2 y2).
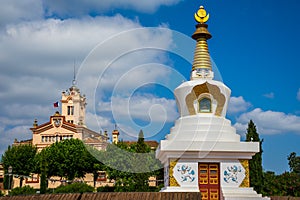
156 5 269 200
61 79 87 126
112 125 119 144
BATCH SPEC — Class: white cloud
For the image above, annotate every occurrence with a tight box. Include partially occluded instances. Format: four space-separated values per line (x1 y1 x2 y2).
297 88 300 101
234 108 300 135
99 94 178 122
85 112 112 132
0 0 43 28
227 96 251 115
43 0 182 17
97 94 178 138
263 92 275 99
0 15 173 106
0 125 32 156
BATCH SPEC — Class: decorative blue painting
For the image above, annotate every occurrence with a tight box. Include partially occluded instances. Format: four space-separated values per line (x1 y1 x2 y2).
224 165 242 183
177 164 195 182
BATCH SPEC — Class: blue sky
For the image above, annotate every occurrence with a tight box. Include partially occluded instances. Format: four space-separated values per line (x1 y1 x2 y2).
0 0 299 175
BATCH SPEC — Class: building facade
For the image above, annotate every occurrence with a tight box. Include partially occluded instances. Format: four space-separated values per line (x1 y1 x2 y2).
30 83 108 152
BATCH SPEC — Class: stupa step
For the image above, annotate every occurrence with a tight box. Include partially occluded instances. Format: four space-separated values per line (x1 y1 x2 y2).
175 116 232 125
159 140 259 154
165 131 240 142
170 124 236 132
222 187 270 200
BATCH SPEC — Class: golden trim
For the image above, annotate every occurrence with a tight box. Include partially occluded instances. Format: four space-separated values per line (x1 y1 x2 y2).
169 159 180 187
185 82 225 116
239 160 250 187
192 38 212 70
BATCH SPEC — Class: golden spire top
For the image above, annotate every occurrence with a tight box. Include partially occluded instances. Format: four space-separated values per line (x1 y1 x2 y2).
194 6 210 24
191 5 213 79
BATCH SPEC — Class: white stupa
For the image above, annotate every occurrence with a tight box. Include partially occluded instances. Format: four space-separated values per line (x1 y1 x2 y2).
156 5 269 200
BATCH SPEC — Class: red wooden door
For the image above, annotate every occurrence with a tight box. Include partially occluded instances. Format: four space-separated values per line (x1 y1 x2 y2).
199 163 220 200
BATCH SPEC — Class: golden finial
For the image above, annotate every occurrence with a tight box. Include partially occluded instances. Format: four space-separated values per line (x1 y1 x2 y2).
194 6 209 24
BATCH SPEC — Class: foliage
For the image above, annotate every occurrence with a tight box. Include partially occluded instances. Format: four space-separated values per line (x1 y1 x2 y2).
0 190 3 197
262 171 300 197
40 169 47 194
97 185 115 192
1 144 37 188
8 185 36 196
53 182 94 194
94 130 162 192
288 152 300 174
245 120 263 193
36 139 100 181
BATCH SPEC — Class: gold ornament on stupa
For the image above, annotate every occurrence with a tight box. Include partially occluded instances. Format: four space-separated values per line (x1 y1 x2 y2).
194 6 209 24
191 5 212 71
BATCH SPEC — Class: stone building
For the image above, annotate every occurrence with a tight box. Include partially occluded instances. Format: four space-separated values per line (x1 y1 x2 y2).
30 83 108 151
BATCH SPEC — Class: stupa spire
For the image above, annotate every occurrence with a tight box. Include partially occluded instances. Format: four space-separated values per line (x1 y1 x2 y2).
191 6 213 80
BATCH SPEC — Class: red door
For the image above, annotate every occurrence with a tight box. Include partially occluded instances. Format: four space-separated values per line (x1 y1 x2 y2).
199 163 220 200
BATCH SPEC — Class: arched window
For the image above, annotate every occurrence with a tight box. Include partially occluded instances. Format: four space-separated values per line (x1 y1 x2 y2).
199 98 211 113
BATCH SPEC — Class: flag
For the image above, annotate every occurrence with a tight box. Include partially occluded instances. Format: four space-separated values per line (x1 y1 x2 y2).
53 102 59 108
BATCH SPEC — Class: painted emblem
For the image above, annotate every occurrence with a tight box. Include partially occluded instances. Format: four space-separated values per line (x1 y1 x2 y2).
177 165 195 182
224 165 242 183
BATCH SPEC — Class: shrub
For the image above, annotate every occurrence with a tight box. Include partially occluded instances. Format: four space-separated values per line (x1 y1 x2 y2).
97 185 115 192
9 185 36 196
54 182 94 194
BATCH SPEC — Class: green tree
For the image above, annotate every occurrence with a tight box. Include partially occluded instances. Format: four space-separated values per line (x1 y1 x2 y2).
1 144 37 188
288 152 300 174
99 130 162 192
245 120 263 193
132 130 152 191
37 139 99 182
8 185 36 196
54 182 94 194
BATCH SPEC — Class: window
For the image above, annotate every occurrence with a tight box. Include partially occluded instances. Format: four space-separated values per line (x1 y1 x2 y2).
67 106 74 115
199 98 211 113
25 174 39 184
67 120 74 124
97 172 107 181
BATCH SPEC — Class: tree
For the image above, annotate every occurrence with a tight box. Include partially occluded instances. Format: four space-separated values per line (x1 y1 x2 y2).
54 182 94 194
245 120 263 193
132 130 152 191
288 152 300 174
98 130 162 192
1 144 37 188
37 139 100 183
8 185 36 196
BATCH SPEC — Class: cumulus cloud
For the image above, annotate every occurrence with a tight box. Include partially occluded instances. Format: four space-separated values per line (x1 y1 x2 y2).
227 96 251 115
234 108 300 135
0 0 43 28
0 124 32 156
0 15 172 105
43 0 182 17
97 94 178 138
98 94 178 123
